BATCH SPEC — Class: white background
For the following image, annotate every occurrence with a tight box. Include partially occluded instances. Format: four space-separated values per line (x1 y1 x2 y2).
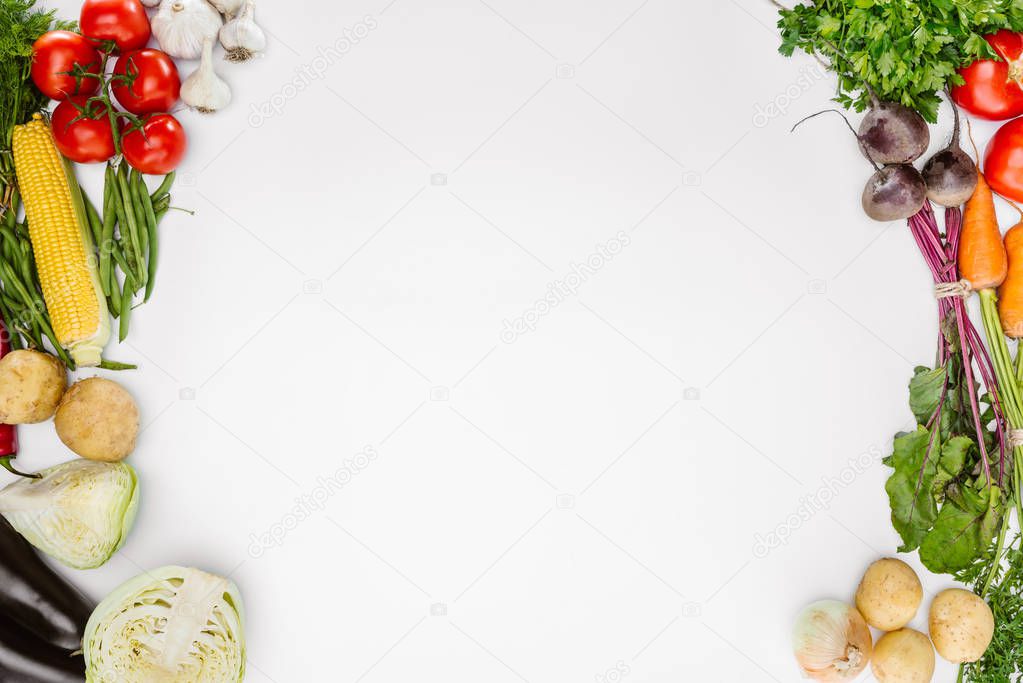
20 0 1016 681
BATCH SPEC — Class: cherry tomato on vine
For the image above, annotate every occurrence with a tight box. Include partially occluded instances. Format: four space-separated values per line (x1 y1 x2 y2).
112 49 181 114
80 0 151 53
30 31 101 101
952 29 1023 120
122 114 187 175
984 117 1023 202
50 97 115 164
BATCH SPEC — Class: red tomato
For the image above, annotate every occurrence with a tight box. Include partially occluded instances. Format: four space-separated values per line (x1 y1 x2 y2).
121 114 187 175
80 0 151 53
112 49 180 114
50 97 115 164
985 118 1023 201
953 30 1023 120
30 31 101 100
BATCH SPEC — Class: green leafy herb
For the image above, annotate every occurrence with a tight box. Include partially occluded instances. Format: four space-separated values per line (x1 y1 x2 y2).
777 0 1023 122
958 537 1023 683
0 0 73 151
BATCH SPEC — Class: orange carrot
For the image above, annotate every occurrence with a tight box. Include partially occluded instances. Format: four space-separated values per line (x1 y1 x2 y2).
960 170 1008 291
1000 219 1023 338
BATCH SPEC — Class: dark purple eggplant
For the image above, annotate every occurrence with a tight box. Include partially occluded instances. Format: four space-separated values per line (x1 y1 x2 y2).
0 517 92 651
0 612 84 682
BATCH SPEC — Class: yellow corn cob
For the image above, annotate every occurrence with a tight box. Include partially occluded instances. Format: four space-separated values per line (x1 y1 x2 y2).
12 114 109 367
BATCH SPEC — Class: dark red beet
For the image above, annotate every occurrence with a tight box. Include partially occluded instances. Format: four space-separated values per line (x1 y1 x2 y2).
858 102 930 164
862 164 927 221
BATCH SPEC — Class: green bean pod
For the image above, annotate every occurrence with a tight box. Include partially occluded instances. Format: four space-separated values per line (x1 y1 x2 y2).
150 172 175 203
119 276 133 342
136 177 159 302
116 164 146 288
99 165 117 295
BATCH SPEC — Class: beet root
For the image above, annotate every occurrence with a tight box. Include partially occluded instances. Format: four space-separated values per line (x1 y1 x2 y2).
858 102 930 164
862 164 927 221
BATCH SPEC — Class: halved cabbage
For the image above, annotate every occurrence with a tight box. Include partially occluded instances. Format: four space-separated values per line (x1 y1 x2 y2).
84 566 246 682
0 458 138 569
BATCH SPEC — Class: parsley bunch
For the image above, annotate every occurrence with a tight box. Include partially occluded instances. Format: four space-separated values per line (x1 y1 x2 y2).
777 0 1023 122
957 536 1023 682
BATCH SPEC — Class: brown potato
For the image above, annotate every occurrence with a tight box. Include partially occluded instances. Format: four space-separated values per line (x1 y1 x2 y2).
0 350 66 424
54 378 139 462
855 557 923 630
929 588 994 663
871 629 935 683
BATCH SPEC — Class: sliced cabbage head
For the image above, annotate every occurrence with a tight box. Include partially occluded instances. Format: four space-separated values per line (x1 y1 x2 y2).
84 566 246 683
0 458 138 569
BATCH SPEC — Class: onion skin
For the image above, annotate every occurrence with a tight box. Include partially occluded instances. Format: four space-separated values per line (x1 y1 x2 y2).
793 600 873 681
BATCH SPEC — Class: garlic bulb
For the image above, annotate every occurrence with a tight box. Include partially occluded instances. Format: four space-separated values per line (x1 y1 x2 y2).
793 601 873 681
151 0 222 60
219 0 265 62
209 0 243 17
181 37 231 113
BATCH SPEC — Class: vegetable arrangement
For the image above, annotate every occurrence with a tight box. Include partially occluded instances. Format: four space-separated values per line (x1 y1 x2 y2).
794 559 992 681
773 2 1023 681
0 0 260 679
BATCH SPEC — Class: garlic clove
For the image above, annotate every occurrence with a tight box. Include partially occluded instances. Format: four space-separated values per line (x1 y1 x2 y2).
141 0 161 6
180 37 231 113
151 0 222 60
209 0 244 18
792 600 873 681
218 0 265 63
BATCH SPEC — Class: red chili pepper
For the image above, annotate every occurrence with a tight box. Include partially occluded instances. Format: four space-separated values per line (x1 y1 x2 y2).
0 319 34 479
0 319 17 458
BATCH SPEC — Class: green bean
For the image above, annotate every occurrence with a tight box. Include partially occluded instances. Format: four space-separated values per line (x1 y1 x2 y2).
0 260 36 310
112 241 134 293
0 290 20 314
83 193 103 248
116 164 146 287
97 359 136 371
3 188 19 229
0 227 18 264
152 195 170 215
150 172 175 202
108 271 122 319
9 236 36 298
0 261 70 367
0 293 18 350
119 276 133 342
100 165 117 295
132 172 149 257
137 176 159 302
112 178 141 283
